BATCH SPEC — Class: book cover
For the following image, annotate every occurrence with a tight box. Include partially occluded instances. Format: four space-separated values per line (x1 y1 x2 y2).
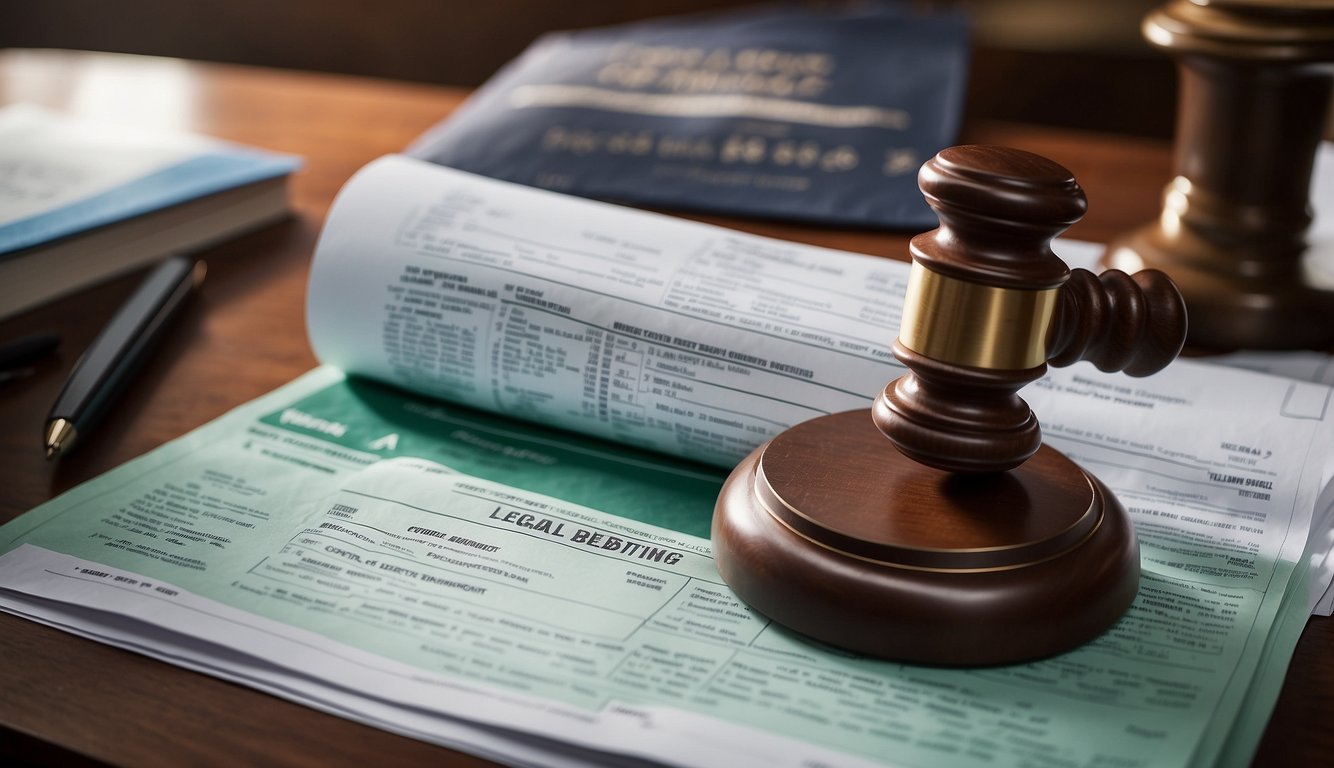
0 104 300 318
408 2 970 230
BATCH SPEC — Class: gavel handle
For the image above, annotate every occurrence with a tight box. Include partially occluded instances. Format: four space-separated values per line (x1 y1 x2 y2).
1047 268 1187 377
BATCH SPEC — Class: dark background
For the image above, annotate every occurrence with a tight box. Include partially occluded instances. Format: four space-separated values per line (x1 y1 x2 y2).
0 0 1180 137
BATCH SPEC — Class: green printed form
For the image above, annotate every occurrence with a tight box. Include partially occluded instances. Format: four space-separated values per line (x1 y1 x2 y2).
0 364 1320 768
2 367 723 588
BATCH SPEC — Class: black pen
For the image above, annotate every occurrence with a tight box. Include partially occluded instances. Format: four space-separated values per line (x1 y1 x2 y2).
44 257 206 460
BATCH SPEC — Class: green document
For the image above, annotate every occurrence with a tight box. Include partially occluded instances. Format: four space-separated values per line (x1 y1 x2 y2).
1 364 1324 768
2 157 1331 768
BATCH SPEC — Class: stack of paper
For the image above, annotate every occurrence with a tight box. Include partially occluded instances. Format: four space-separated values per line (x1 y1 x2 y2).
1 154 1331 767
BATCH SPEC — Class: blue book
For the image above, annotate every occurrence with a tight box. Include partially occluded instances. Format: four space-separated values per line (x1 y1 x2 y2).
408 2 969 229
0 105 300 319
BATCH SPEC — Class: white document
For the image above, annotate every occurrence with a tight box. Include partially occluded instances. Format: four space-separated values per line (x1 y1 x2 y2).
308 156 905 467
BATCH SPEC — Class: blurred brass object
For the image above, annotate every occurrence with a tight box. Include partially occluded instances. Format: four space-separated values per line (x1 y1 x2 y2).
1101 0 1334 349
898 262 1058 370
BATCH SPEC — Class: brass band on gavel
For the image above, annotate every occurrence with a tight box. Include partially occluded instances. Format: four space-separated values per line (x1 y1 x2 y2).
897 262 1059 371
876 146 1187 474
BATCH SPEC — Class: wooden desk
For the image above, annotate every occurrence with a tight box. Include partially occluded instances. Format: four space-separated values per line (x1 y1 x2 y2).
0 49 1328 767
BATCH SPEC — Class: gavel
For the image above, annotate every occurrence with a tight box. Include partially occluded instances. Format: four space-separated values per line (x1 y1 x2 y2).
877 145 1187 473
712 145 1188 665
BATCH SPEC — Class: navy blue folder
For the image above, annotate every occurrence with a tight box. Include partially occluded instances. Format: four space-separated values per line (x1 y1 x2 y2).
408 3 970 230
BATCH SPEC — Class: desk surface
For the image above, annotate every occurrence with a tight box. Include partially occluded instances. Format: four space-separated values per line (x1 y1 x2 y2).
0 48 1329 767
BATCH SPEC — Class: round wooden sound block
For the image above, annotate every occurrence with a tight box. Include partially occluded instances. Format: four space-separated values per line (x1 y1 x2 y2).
712 410 1140 666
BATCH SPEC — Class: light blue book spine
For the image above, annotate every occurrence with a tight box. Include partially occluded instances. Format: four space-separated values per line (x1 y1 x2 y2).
0 148 301 256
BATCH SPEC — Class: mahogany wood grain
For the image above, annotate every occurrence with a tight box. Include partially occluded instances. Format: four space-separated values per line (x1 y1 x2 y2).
0 48 1327 767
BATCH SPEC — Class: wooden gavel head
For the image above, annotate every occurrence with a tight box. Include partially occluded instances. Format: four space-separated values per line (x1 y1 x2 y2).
873 145 1188 473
